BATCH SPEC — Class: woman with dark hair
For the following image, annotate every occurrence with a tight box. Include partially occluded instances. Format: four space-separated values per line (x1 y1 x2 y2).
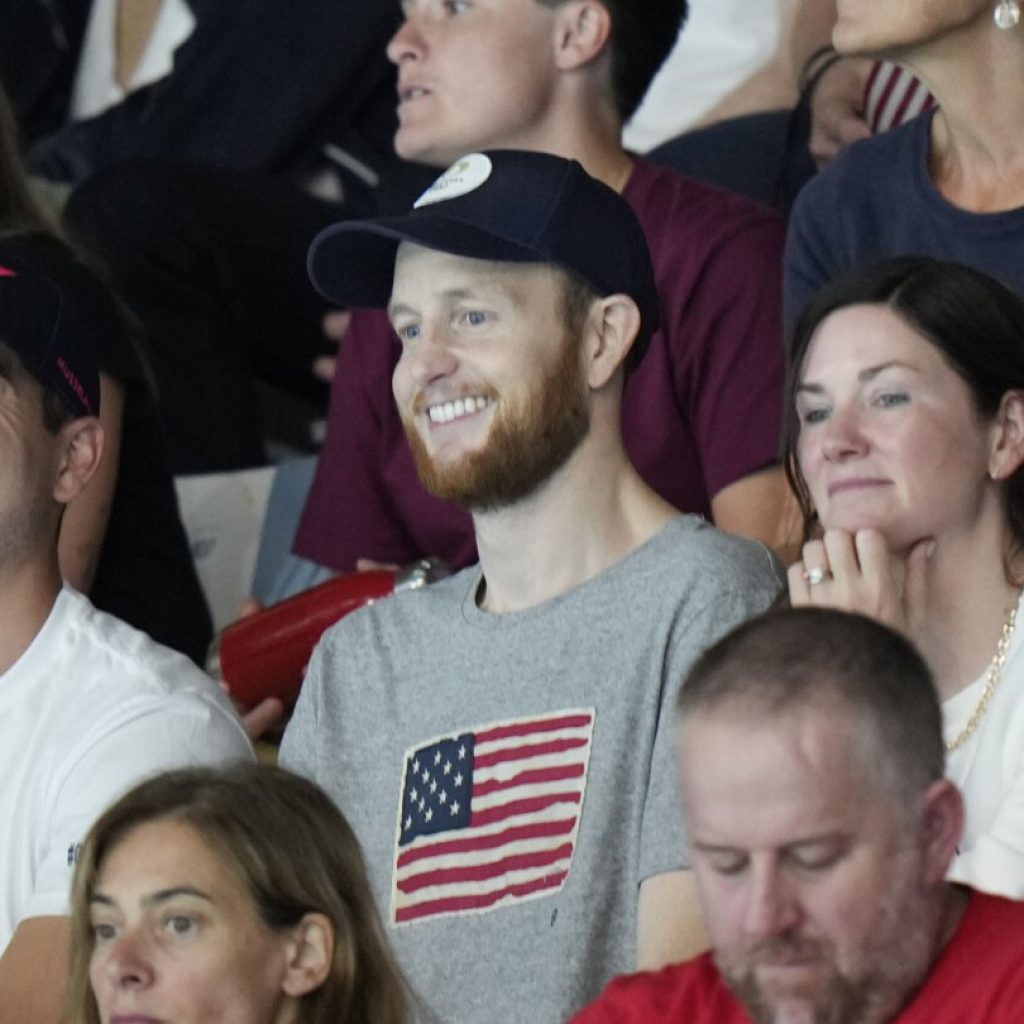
67 763 410 1024
786 255 1024 898
0 79 213 663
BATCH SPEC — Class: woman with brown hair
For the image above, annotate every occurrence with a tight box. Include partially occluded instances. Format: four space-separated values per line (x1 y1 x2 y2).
786 255 1024 899
67 763 410 1024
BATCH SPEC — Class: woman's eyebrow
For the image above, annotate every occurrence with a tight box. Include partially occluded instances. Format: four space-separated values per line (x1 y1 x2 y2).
90 886 215 908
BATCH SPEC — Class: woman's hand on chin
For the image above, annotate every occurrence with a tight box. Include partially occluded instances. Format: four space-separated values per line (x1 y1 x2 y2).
787 527 936 635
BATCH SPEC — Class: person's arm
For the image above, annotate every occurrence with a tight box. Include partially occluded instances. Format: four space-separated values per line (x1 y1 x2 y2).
691 59 798 129
688 0 815 126
807 57 873 167
58 372 123 591
711 466 802 564
278 628 330 780
0 916 70 1024
788 0 840 78
785 0 873 167
632 584 785 978
636 869 708 970
693 0 836 128
28 0 400 183
674 200 789 550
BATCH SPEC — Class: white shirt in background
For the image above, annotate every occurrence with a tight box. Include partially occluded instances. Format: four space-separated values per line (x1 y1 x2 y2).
70 0 196 120
624 0 786 152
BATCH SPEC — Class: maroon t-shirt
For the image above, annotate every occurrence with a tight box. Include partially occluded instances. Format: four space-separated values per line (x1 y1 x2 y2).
570 891 1024 1024
294 159 786 572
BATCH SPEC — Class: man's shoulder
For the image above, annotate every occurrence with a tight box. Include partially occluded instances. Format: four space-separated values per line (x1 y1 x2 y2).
58 589 209 683
318 563 476 648
628 158 784 244
573 953 749 1023
36 589 245 734
902 890 1024 1021
316 520 781 641
627 159 785 329
949 890 1024 958
792 113 927 221
644 517 783 594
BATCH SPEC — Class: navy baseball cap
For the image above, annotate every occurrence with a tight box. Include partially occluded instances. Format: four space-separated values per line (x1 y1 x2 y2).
308 150 661 368
0 237 103 418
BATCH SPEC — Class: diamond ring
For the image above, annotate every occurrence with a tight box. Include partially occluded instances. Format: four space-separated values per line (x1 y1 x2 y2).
803 566 831 587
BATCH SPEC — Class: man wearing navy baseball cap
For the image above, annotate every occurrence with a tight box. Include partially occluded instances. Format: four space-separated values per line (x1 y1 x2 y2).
0 238 252 1023
280 150 783 1024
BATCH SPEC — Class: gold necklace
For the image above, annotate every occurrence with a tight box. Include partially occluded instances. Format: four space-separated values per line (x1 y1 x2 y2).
946 603 1018 753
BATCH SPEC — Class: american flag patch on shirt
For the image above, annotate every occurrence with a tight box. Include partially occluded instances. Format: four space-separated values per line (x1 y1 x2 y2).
390 708 596 925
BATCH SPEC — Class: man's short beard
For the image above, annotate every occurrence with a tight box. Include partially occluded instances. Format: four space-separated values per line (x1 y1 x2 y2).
403 324 590 512
722 942 870 1024
715 840 938 1024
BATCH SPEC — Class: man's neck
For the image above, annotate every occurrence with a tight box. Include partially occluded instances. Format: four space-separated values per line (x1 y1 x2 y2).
0 559 62 677
470 436 676 614
550 133 634 195
934 883 972 954
492 90 634 195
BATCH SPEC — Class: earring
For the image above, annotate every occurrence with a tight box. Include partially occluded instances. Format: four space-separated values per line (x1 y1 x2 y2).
995 0 1021 29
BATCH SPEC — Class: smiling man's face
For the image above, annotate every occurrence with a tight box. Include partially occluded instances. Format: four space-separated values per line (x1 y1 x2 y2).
389 242 591 511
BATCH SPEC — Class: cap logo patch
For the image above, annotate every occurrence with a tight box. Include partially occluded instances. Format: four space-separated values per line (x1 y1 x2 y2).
414 153 492 209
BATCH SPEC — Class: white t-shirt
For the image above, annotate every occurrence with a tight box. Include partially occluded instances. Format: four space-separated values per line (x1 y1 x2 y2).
945 591 1024 899
70 0 196 121
623 0 787 152
0 587 252 951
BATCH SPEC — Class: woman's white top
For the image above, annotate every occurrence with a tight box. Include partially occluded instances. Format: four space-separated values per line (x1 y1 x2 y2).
945 590 1024 897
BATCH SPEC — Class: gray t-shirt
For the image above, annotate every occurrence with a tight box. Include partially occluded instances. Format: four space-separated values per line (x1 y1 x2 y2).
281 516 781 1023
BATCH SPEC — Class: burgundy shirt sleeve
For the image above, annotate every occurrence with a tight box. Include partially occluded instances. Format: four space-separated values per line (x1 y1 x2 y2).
293 309 421 571
677 207 786 500
624 163 786 512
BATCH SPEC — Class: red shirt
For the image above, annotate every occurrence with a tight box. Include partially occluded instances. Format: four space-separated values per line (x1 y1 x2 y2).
570 891 1024 1024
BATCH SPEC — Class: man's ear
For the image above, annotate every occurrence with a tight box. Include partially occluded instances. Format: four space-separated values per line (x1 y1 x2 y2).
988 390 1024 481
552 0 612 71
918 778 965 886
53 418 105 504
584 294 641 390
281 913 335 998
